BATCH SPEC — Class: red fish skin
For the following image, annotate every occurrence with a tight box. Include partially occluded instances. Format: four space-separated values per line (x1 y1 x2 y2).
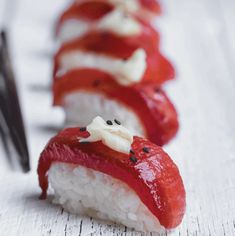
37 131 185 229
53 69 179 146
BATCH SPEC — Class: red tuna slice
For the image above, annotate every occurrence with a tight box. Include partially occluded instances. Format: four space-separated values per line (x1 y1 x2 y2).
56 1 114 36
59 1 114 23
53 69 179 145
54 31 174 84
71 0 161 16
38 131 185 229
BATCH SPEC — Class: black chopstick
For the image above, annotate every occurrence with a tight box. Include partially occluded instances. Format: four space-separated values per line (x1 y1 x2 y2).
0 30 30 172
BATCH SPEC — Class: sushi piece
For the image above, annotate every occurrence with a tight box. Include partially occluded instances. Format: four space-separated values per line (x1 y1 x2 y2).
38 116 186 233
53 69 178 146
54 30 174 86
56 1 160 44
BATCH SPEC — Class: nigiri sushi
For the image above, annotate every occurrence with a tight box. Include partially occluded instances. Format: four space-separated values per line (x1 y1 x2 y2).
53 69 178 146
54 30 174 86
56 1 160 44
38 116 185 233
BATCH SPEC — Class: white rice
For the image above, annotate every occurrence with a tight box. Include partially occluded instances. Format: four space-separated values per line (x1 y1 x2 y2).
58 19 89 44
63 91 146 137
49 162 164 233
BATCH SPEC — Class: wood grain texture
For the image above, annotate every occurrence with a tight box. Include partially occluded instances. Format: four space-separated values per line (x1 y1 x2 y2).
0 0 235 235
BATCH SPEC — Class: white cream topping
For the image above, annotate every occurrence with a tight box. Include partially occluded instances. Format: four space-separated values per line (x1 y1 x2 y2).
106 0 156 20
107 0 140 13
79 116 133 154
59 48 147 85
97 8 141 36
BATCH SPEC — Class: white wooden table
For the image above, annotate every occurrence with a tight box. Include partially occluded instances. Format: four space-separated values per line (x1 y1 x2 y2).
0 0 235 235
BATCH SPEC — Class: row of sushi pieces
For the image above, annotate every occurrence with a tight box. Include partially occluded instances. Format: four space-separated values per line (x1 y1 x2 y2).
38 0 186 233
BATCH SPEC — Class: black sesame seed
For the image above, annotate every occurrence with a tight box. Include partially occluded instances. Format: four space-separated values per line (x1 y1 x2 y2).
93 80 100 87
114 119 121 125
80 127 87 132
155 87 161 93
130 149 135 155
80 141 90 144
130 156 137 163
106 120 113 125
143 147 150 153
